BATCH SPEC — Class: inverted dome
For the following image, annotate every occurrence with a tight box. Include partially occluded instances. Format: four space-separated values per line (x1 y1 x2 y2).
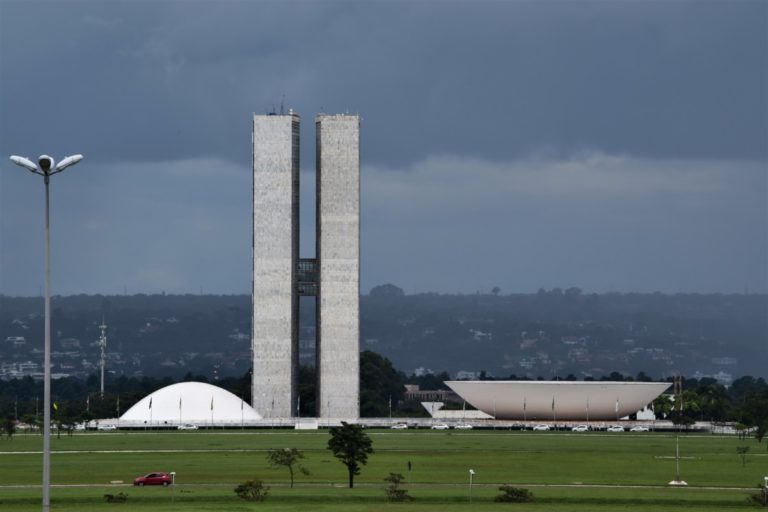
120 381 261 426
445 380 670 420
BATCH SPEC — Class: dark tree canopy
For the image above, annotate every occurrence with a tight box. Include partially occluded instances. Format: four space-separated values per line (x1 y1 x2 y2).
360 351 405 417
327 421 374 488
369 284 405 298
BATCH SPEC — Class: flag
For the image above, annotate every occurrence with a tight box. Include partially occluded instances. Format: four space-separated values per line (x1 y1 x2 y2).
86 395 90 411
53 402 58 411
523 397 526 411
210 397 214 411
551 396 555 411
179 396 182 410
149 397 152 410
240 397 244 410
116 395 120 415
615 398 619 413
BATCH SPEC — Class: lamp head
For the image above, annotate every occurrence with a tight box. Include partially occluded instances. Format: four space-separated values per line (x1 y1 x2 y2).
55 154 83 172
9 155 39 172
469 469 475 475
38 155 54 172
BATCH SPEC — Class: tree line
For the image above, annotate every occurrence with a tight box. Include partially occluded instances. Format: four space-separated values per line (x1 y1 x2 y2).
1 351 766 444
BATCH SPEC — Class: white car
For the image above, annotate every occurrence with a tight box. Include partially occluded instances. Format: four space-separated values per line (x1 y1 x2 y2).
390 423 408 430
177 424 198 430
431 423 450 430
571 425 589 432
97 424 117 431
629 425 650 432
606 425 625 432
532 424 551 431
454 424 473 430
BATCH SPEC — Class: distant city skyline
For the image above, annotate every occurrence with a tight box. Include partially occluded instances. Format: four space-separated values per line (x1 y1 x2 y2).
1 1 765 296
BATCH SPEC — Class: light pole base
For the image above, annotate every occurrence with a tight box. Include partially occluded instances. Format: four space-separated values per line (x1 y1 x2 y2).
668 480 688 486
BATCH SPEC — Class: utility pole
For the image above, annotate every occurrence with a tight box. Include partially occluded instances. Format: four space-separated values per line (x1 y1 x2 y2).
98 320 107 399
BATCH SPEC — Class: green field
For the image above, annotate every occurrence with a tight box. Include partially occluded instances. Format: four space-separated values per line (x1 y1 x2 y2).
1 429 765 511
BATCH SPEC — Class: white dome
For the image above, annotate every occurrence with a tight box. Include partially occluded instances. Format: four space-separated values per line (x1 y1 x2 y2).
120 382 261 426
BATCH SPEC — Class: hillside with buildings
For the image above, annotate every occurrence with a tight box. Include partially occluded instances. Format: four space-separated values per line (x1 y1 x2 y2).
0 289 765 384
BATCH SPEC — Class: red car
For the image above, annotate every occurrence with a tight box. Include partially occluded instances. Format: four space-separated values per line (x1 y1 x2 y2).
133 472 172 486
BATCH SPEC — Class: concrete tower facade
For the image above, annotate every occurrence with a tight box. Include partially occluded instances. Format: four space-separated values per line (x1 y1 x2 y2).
251 112 300 419
252 111 359 420
316 114 360 420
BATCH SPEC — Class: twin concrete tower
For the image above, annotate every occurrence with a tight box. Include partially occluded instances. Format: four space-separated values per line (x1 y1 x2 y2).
251 112 360 420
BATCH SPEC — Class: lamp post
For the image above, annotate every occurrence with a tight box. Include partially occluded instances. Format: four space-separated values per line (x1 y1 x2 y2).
9 153 83 512
468 469 475 503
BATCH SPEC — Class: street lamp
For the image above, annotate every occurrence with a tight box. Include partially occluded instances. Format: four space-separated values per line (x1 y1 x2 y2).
9 153 83 512
468 469 475 502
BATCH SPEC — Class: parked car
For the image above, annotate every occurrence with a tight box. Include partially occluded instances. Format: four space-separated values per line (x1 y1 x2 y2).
97 424 117 431
454 424 474 430
390 423 408 430
431 423 450 430
133 472 172 487
532 424 551 431
571 425 589 432
629 425 650 432
177 424 198 430
606 425 625 432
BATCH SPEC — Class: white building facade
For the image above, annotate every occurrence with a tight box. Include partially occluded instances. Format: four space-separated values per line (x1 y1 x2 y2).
252 112 360 420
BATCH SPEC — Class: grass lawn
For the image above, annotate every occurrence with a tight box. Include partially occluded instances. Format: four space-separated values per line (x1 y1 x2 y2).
0 429 765 511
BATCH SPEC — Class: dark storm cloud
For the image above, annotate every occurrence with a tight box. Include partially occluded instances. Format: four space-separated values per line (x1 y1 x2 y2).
1 1 766 295
1 1 765 164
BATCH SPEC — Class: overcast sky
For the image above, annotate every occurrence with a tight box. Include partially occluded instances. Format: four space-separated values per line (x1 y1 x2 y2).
1 0 766 296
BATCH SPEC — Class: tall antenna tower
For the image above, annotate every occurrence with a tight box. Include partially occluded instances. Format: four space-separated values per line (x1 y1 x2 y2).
98 319 107 398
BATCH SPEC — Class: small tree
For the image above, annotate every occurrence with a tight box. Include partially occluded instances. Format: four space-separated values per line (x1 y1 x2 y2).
737 446 750 467
4 417 16 440
756 421 766 445
495 485 534 503
234 478 269 501
384 473 413 502
266 448 309 488
327 422 374 488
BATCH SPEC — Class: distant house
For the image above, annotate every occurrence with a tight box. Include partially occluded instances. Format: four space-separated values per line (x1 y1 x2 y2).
404 384 460 403
60 338 80 349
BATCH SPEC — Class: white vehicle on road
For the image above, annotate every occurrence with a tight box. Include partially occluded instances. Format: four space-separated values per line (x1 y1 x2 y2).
430 423 450 430
571 425 589 432
606 425 625 432
532 424 551 431
629 425 650 432
97 424 117 431
177 424 199 430
454 424 473 430
390 423 408 430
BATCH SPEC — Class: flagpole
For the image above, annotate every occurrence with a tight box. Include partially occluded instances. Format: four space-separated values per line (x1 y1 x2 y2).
552 396 556 427
523 395 528 423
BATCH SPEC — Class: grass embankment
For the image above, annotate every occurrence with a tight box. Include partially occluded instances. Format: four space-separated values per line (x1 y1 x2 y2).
0 429 764 511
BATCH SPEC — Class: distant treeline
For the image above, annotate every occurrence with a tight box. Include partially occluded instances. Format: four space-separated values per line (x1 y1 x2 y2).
1 351 766 444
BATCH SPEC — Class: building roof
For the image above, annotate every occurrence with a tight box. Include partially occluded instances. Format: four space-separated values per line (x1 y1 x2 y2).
120 381 261 426
445 380 670 420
